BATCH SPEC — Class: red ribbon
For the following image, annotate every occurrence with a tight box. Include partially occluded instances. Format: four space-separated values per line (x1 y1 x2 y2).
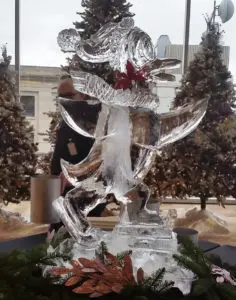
115 61 145 90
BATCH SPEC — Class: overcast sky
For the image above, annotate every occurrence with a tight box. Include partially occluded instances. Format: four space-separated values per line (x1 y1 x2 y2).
1 0 236 77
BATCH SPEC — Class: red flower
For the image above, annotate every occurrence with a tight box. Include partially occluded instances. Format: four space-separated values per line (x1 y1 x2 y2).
115 61 145 90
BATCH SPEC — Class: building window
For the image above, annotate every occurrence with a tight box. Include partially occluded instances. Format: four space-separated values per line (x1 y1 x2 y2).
20 95 35 117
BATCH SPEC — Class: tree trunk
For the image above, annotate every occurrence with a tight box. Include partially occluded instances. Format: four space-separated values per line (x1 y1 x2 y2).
200 196 207 211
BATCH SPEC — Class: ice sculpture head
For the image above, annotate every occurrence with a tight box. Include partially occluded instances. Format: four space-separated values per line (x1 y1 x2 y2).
54 18 208 240
57 17 181 74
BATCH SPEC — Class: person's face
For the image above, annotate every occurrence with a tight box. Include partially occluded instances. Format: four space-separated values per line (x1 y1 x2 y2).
58 78 89 101
72 91 89 101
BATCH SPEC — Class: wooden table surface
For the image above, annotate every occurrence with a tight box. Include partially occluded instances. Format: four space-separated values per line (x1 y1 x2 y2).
1 202 236 246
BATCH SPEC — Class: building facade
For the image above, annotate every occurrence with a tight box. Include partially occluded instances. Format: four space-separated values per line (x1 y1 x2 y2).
153 38 230 114
19 66 62 153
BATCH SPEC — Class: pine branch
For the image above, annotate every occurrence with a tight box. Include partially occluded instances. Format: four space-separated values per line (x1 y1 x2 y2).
173 254 209 278
173 237 211 277
178 237 210 265
116 249 132 264
142 268 174 294
95 241 108 263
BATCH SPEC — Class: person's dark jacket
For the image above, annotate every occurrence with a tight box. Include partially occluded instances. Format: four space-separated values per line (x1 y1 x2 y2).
51 120 94 176
50 100 106 223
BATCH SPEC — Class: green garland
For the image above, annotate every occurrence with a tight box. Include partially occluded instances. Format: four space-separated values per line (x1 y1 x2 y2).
0 238 236 300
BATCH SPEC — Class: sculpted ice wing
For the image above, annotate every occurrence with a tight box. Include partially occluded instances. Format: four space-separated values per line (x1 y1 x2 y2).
71 72 159 111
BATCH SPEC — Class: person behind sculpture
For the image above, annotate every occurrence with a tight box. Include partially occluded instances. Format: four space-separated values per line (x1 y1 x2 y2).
50 75 107 217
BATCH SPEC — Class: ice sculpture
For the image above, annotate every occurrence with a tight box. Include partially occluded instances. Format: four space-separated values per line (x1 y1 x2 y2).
54 17 208 292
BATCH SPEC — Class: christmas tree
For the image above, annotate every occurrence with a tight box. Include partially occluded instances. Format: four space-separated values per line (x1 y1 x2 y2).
0 47 37 204
68 0 134 83
40 0 134 173
145 18 236 212
37 107 61 174
75 0 134 40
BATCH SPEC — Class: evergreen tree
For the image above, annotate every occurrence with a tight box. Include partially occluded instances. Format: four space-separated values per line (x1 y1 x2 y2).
145 18 236 210
37 108 61 174
68 0 134 83
0 47 37 204
75 0 134 40
41 0 134 173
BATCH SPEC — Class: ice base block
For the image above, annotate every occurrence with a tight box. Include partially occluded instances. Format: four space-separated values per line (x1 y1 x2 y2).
111 223 177 253
103 222 192 294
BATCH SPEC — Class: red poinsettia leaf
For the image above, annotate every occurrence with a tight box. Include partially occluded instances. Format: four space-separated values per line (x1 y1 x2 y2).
116 72 128 80
115 60 146 89
90 292 103 298
137 267 144 284
126 61 136 78
105 252 122 267
111 283 124 294
126 61 146 82
72 279 96 294
134 71 146 82
82 268 96 273
78 258 98 269
115 78 132 90
115 71 129 89
51 267 72 276
65 276 82 287
95 282 112 294
122 254 135 283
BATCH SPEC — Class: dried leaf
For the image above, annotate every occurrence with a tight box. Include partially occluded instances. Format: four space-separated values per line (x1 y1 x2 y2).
51 267 72 276
105 265 121 274
122 254 135 283
90 292 103 298
72 260 81 267
72 268 83 277
82 268 96 273
102 271 124 284
79 258 98 268
137 268 144 284
73 286 95 294
95 282 112 294
95 258 108 272
65 276 81 287
88 273 103 280
111 283 123 294
72 280 96 294
60 253 135 297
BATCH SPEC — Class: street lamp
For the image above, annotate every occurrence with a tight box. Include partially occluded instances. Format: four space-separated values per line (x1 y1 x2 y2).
182 0 234 75
15 0 20 101
182 0 191 75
